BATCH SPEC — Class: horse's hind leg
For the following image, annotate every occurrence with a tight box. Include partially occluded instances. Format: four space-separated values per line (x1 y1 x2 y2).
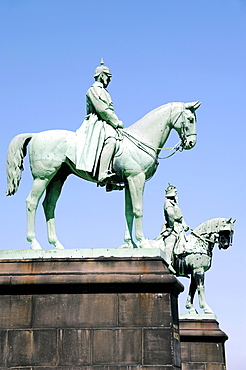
42 170 69 249
26 178 49 250
195 269 214 314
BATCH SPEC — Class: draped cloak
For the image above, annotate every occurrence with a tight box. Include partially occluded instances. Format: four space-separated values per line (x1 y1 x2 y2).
76 81 120 176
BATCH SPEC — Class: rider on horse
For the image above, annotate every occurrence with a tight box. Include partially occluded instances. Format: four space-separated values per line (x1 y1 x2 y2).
76 59 124 185
161 184 189 274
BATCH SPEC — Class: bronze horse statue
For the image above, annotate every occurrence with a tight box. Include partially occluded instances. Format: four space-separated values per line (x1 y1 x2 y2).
6 101 200 250
173 218 234 314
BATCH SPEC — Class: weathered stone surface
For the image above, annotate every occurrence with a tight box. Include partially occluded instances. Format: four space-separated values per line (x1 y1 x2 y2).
0 256 182 369
33 367 177 370
58 329 91 365
179 319 227 369
118 293 172 327
182 364 206 370
143 328 173 365
0 295 32 328
0 257 183 291
206 364 226 370
190 342 224 363
33 293 117 328
7 330 33 366
0 330 7 367
118 329 142 364
92 329 142 365
7 329 57 366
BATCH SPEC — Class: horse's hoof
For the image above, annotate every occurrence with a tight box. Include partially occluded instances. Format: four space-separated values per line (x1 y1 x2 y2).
137 240 151 248
119 243 132 249
119 240 138 249
54 242 65 250
203 307 214 314
186 307 198 315
30 241 42 250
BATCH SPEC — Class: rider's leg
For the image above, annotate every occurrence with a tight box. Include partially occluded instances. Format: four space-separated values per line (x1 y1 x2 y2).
98 137 116 182
163 234 177 273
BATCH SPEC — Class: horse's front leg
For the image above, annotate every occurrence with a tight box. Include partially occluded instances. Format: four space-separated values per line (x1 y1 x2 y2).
26 178 49 250
185 274 198 314
194 268 214 314
127 173 149 248
123 185 137 248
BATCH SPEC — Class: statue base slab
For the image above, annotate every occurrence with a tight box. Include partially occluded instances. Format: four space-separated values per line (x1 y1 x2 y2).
0 247 165 260
179 318 228 370
0 250 183 369
180 313 217 320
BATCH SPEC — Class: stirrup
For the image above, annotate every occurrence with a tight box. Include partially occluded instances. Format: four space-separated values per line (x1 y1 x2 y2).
106 183 124 192
98 171 115 185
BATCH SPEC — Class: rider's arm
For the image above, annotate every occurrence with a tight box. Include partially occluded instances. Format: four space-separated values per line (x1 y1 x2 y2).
87 85 122 129
164 201 175 228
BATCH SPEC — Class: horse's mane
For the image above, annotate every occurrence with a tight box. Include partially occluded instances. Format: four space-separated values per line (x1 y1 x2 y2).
125 102 183 133
193 218 228 236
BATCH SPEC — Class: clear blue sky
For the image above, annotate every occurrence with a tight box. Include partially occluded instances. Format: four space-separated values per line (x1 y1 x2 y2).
1 1 245 368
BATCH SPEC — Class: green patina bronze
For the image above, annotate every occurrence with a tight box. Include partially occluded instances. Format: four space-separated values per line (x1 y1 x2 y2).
6 61 200 251
153 193 235 315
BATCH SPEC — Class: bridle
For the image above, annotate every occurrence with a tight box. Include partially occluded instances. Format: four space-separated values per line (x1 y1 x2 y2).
171 103 196 150
120 103 196 162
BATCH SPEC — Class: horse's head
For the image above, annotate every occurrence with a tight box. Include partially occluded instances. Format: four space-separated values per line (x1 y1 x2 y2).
171 101 201 150
218 218 235 250
193 217 235 251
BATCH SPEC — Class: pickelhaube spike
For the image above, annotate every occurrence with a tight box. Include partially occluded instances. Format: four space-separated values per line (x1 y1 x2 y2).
94 58 112 78
165 184 177 197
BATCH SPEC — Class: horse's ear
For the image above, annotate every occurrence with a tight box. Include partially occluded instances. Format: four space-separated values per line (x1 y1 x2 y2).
185 101 201 110
226 218 236 224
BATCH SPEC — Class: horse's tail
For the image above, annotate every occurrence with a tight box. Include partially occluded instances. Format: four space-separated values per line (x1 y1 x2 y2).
6 133 33 196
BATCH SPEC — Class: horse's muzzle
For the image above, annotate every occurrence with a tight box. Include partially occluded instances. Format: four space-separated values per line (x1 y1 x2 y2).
183 134 197 150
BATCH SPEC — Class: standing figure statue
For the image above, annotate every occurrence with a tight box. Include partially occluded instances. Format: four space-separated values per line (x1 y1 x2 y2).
76 59 124 184
161 184 189 273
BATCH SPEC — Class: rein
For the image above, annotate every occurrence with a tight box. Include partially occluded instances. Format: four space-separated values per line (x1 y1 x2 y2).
120 104 194 161
121 130 158 162
190 229 215 244
122 130 182 162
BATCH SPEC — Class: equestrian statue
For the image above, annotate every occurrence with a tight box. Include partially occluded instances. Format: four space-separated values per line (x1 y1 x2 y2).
6 60 200 251
154 185 235 315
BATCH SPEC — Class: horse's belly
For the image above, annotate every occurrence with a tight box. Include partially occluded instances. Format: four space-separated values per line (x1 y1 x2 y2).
185 254 211 270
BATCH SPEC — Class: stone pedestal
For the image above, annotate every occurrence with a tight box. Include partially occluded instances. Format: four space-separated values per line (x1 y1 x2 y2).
0 249 184 369
179 318 228 370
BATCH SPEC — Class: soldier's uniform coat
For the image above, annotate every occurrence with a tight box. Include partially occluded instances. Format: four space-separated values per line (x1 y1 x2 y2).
76 81 120 175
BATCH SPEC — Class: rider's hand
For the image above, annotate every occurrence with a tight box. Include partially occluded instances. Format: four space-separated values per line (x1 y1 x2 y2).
117 120 124 129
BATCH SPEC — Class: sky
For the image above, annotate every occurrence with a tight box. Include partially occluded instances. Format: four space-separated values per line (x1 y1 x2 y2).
1 0 246 368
